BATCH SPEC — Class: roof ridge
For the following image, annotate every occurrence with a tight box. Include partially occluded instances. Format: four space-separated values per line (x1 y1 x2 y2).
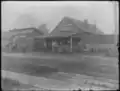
9 27 44 35
9 27 36 32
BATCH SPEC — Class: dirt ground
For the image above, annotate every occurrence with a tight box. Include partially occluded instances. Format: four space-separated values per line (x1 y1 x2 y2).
2 52 119 90
1 77 40 91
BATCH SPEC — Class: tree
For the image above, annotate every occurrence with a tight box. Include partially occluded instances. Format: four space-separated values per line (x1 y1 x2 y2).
38 24 49 36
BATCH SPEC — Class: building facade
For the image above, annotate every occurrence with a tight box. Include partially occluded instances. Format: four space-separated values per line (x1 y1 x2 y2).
6 27 44 52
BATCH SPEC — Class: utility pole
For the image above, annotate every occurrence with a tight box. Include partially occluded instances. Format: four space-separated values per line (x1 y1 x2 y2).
70 36 72 52
70 33 76 52
113 1 119 65
94 20 97 33
113 1 119 45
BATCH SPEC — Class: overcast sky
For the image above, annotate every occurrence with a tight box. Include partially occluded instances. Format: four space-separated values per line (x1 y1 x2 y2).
2 1 118 34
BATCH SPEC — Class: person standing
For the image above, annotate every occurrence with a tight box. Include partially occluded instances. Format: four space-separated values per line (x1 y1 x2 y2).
52 41 58 52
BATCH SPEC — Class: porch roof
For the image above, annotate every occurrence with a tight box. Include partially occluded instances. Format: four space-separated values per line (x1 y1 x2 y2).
45 35 80 41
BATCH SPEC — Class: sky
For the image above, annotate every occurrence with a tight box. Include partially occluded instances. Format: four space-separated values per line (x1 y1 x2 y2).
1 1 118 34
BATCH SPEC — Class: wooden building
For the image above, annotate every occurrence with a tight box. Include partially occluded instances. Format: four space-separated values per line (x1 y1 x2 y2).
47 16 104 53
72 32 116 53
44 35 81 52
6 27 44 52
50 16 104 37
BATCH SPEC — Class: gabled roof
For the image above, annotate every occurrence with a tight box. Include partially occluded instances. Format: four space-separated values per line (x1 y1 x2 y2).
50 16 104 37
9 27 34 31
4 27 44 42
9 27 43 37
50 17 85 37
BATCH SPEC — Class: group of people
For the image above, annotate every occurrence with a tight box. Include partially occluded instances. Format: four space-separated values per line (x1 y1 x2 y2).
51 40 84 53
5 38 118 55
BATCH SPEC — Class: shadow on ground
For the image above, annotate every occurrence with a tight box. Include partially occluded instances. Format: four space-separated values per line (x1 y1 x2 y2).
2 53 118 81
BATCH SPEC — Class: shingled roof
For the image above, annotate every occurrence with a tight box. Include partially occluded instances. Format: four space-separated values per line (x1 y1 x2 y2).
69 17 104 34
9 27 43 37
9 27 44 34
3 27 44 43
50 16 104 37
50 17 81 37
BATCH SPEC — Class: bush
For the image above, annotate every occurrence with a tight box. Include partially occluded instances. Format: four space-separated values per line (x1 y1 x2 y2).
2 77 21 90
2 77 39 91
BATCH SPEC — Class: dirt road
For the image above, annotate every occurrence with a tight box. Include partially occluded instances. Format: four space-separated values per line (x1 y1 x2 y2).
2 52 119 90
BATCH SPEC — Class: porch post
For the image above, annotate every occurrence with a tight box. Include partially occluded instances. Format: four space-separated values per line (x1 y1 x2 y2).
44 39 47 48
70 36 72 52
52 40 53 52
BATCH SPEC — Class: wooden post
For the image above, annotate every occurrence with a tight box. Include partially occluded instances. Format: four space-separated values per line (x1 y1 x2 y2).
113 2 118 46
9 43 12 52
70 36 72 52
44 39 46 48
52 40 53 52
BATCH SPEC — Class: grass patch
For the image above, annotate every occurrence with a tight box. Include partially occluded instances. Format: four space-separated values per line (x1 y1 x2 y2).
1 77 37 91
2 77 21 90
